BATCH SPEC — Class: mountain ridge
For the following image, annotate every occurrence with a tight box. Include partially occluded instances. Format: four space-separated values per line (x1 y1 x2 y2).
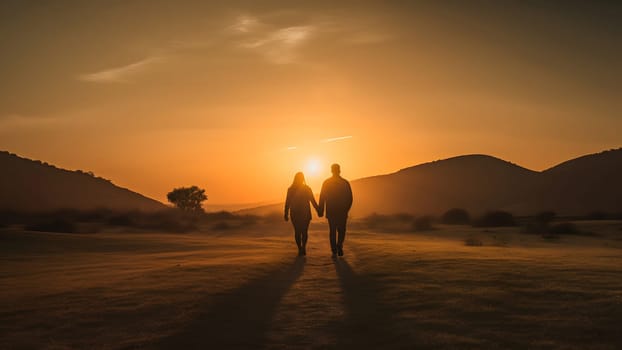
2 148 620 216
239 148 622 217
0 151 166 212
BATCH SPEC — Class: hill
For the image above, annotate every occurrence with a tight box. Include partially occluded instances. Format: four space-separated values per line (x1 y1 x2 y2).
534 148 622 215
0 151 166 212
350 154 539 217
350 149 622 217
240 148 622 218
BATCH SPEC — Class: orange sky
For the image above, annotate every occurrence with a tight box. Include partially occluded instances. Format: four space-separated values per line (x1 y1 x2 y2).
1 1 620 206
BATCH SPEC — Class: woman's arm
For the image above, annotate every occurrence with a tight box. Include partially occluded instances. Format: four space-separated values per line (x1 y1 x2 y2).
308 186 319 212
284 188 291 221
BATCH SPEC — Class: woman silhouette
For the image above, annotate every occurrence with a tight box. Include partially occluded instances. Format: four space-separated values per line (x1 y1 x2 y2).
284 172 319 256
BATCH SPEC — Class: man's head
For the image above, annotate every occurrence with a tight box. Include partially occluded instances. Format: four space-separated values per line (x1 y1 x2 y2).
331 163 341 176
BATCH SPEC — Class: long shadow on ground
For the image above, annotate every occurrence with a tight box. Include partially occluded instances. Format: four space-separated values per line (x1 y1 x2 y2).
156 257 305 349
333 258 404 349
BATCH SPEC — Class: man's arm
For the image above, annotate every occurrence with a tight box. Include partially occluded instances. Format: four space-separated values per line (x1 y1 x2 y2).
345 181 353 211
317 182 325 217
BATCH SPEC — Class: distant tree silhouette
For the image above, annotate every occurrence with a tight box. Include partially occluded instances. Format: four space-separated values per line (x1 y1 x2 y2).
474 211 515 227
523 211 557 234
441 208 471 225
535 211 556 225
413 215 434 231
167 186 207 212
363 213 389 229
585 211 611 220
26 218 76 233
548 222 580 235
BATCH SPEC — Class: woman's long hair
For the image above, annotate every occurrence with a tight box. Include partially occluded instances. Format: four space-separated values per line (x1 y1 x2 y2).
291 172 306 187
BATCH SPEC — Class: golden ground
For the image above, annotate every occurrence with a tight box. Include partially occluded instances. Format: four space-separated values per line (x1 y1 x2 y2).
1 221 622 349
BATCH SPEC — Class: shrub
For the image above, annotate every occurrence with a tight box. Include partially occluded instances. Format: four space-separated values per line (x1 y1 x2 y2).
0 210 13 227
211 221 232 230
26 218 76 233
541 233 561 240
393 213 415 222
548 222 580 235
355 213 417 232
240 215 259 226
585 211 611 220
522 211 556 234
474 211 515 227
441 208 471 225
535 211 556 225
263 211 284 223
363 213 390 228
77 208 114 222
206 211 236 221
107 213 135 226
118 210 200 233
413 215 434 231
522 222 545 234
465 237 483 246
144 215 197 233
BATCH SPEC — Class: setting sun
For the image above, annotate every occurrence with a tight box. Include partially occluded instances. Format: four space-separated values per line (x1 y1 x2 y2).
304 158 323 178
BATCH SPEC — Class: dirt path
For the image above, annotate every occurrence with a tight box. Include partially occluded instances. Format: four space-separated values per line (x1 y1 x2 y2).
266 231 404 349
155 256 305 349
266 245 344 348
156 231 399 349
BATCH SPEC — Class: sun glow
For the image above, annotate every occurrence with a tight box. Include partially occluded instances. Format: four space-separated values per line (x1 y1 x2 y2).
304 157 322 177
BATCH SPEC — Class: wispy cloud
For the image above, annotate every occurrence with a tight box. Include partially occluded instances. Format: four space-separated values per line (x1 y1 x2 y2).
228 14 392 65
78 56 165 83
229 15 261 33
321 135 353 143
239 25 314 64
0 113 80 130
227 14 315 64
78 13 392 84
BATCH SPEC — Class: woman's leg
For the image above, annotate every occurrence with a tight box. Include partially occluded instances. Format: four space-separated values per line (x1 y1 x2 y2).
293 219 309 255
292 221 302 250
301 220 310 249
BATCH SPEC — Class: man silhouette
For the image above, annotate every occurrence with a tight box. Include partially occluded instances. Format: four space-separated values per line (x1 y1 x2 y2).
318 163 353 257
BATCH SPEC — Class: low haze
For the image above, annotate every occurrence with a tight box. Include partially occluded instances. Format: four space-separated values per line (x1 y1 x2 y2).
1 0 620 204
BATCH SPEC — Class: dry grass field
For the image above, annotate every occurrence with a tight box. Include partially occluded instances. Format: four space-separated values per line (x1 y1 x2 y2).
2 221 622 349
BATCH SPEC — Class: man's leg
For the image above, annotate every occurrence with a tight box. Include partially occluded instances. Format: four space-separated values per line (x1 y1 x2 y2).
337 216 347 256
328 219 338 255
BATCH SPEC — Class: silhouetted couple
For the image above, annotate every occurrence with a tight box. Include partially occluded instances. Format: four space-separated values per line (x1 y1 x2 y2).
284 164 353 257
